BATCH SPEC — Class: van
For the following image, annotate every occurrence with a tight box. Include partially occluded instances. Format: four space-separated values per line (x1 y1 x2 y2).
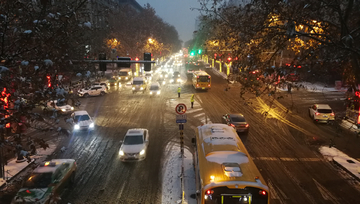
118 68 133 82
132 77 147 93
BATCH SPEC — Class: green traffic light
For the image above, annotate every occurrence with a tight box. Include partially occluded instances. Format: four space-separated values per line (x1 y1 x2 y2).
198 49 202 54
190 51 195 56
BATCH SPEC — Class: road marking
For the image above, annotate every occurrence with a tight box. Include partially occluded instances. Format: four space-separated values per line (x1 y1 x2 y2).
116 182 126 200
313 178 340 203
254 157 322 162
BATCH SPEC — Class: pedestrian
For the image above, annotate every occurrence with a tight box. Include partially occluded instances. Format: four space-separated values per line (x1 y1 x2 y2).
178 86 181 98
191 94 195 108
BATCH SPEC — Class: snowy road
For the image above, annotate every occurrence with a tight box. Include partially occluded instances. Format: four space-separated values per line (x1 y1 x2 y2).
42 64 360 204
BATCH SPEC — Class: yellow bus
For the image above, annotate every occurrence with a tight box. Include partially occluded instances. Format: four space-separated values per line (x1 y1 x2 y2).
192 124 270 204
193 71 211 90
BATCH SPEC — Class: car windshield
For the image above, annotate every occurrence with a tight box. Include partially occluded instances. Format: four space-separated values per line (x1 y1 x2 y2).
56 101 66 106
23 173 52 188
123 135 143 145
74 114 90 122
231 116 246 122
150 86 159 90
318 109 332 113
133 80 143 85
119 72 128 76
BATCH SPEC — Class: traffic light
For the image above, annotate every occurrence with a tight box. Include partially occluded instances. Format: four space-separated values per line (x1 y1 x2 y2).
227 57 232 62
99 53 106 71
190 51 195 56
144 52 151 71
117 57 131 68
198 49 202 54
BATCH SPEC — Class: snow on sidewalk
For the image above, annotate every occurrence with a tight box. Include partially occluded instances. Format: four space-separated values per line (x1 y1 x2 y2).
319 146 360 181
0 142 57 188
162 143 196 204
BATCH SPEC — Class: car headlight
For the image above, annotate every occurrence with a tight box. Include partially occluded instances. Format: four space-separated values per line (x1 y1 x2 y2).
150 91 153 94
178 75 180 77
165 75 168 77
89 123 94 128
119 84 122 87
125 77 128 80
132 87 135 90
118 77 121 80
115 83 117 86
119 150 124 156
61 108 66 112
177 79 181 82
74 124 80 130
157 91 160 94
160 75 163 77
108 83 110 85
71 107 74 110
162 81 166 85
140 149 145 155
140 87 144 90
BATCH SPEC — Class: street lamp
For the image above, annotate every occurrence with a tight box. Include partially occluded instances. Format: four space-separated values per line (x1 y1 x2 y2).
148 38 154 44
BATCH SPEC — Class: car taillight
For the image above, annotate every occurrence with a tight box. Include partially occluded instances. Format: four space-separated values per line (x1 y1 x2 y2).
206 190 214 195
245 124 249 128
315 112 320 116
330 113 335 116
196 84 199 87
208 84 210 87
230 124 235 128
259 190 267 196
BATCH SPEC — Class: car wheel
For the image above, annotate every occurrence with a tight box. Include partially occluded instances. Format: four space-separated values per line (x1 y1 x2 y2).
313 116 317 123
84 93 89 98
100 91 105 96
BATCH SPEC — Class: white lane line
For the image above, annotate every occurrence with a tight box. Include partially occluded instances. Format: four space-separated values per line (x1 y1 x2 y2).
116 182 126 200
193 113 205 118
313 178 341 203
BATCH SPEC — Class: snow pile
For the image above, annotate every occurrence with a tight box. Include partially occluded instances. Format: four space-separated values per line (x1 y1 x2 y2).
44 59 53 66
23 30 32 34
83 21 91 28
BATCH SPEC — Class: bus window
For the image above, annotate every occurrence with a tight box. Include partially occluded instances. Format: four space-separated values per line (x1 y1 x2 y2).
198 76 210 83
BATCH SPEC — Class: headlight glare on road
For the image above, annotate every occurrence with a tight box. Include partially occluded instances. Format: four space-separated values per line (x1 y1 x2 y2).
74 124 80 130
89 123 94 128
157 91 160 95
61 108 66 112
119 150 124 156
140 149 145 155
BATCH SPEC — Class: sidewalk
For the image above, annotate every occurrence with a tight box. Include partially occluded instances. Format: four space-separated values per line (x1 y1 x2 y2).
208 64 360 182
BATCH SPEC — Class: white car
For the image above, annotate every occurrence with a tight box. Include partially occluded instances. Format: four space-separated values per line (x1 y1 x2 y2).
309 104 335 123
71 111 95 131
78 85 107 97
46 100 74 114
149 82 161 96
119 128 149 161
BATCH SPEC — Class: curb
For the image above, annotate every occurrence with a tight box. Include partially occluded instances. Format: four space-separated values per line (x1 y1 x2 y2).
332 158 360 182
0 159 36 188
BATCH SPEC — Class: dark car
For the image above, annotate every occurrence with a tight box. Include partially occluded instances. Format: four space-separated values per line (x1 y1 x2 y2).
222 113 249 133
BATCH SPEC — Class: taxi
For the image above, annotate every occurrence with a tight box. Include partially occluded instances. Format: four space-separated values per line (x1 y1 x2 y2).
132 77 147 93
12 159 77 204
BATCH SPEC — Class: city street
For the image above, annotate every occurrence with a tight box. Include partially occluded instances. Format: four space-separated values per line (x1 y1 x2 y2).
39 63 360 204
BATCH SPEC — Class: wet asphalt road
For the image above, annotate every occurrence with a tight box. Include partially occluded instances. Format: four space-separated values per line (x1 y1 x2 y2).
49 63 360 204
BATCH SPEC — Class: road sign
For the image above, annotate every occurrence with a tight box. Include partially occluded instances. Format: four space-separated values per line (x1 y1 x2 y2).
175 103 187 115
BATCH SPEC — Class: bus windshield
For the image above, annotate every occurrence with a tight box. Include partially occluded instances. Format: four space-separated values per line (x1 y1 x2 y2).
119 72 128 76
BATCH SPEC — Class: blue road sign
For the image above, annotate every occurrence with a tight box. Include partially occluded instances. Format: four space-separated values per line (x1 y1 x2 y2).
176 119 187 123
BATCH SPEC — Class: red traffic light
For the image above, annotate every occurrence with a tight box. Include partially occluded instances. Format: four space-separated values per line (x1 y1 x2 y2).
227 57 232 61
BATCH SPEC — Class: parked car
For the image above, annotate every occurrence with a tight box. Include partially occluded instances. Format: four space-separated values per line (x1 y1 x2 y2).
46 100 74 114
119 128 149 161
149 82 161 96
222 113 249 133
78 85 107 97
309 104 335 123
71 110 95 131
12 159 77 204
